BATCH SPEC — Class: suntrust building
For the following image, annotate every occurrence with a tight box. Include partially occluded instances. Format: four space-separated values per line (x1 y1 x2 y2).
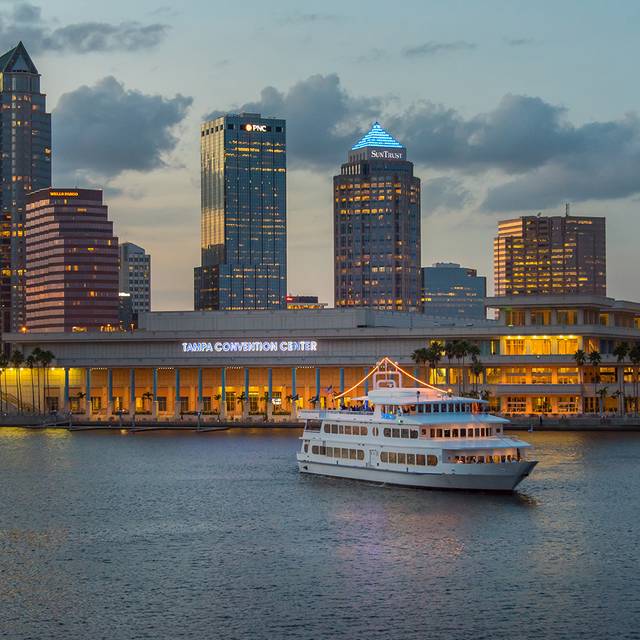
4 295 640 419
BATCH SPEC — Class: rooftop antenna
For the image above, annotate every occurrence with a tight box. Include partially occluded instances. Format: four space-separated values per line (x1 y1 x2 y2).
565 202 570 217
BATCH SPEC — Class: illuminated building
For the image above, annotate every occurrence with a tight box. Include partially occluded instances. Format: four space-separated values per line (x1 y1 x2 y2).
195 113 287 311
6 293 639 417
334 122 421 311
421 263 486 319
119 242 151 313
286 295 328 310
25 189 119 332
0 42 51 334
494 213 606 297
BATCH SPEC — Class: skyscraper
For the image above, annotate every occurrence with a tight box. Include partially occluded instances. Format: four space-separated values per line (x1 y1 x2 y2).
25 189 119 332
334 122 421 311
119 242 151 313
0 42 51 334
195 112 287 310
421 263 487 319
494 213 606 297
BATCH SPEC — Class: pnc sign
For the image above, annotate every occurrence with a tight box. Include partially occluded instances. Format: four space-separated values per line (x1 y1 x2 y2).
243 123 269 133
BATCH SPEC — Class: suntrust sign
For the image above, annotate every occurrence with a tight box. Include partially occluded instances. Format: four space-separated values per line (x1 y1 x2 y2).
370 149 405 160
182 340 318 353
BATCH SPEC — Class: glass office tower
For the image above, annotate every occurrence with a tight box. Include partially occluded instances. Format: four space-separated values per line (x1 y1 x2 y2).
0 42 51 333
334 122 421 311
195 113 287 310
421 263 487 319
494 214 606 296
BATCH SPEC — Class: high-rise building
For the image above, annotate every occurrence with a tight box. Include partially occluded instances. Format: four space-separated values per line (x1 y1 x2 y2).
25 189 119 332
334 122 421 311
195 112 287 310
0 42 51 334
494 213 606 297
421 263 487 319
119 242 151 313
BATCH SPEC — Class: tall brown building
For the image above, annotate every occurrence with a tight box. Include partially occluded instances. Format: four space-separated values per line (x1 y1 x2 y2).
494 214 606 297
334 123 421 311
25 189 119 332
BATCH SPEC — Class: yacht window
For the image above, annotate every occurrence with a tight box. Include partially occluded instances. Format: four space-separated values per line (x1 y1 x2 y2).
401 429 409 439
303 443 308 452
381 452 388 462
501 455 506 463
477 456 485 463
410 430 418 439
357 450 364 461
407 454 415 465
487 428 492 436
397 453 406 464
427 455 438 466
466 404 471 412
421 428 428 436
320 446 326 455
453 403 459 412
430 429 436 438
326 446 333 456
416 405 423 413
416 454 426 466
349 449 357 460
339 425 344 435
452 429 459 438
493 454 501 464
312 445 319 454
389 452 398 464
437 429 443 437
460 428 466 437
372 427 378 436
441 404 448 412
392 428 400 438
331 424 338 434
338 448 346 458
444 429 450 438
344 425 352 435
425 404 432 413
384 428 391 437
433 405 439 413
324 425 330 433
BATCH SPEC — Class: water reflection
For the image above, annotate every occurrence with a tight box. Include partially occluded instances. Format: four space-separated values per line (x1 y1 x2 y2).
0 427 637 640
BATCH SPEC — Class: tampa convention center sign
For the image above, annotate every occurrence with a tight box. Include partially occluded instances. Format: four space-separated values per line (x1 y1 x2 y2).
181 340 318 354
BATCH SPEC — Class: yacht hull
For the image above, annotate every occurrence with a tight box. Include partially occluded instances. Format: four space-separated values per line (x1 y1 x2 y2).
297 458 537 491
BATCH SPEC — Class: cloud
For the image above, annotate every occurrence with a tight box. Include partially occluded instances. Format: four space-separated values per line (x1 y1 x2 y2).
422 177 472 213
206 73 383 168
0 2 168 54
505 37 536 47
207 74 640 210
403 41 477 57
54 76 192 181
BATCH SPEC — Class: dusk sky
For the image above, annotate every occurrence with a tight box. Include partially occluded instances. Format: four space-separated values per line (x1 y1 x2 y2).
5 0 640 309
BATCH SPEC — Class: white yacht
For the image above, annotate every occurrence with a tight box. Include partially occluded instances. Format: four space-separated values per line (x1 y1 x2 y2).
297 359 537 491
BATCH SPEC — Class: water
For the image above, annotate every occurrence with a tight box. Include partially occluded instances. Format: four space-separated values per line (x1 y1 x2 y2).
1 428 639 640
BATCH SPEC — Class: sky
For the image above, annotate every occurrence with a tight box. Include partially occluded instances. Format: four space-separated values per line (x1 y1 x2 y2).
3 0 640 309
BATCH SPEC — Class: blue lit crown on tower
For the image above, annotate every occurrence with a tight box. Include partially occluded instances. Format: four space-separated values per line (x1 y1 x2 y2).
348 122 406 161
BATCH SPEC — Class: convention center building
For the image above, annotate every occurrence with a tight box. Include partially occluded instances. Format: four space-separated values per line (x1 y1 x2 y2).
3 295 640 419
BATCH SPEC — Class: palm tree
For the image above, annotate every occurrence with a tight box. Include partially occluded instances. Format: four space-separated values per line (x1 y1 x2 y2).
0 353 7 413
427 342 443 385
214 393 222 414
452 340 471 395
470 360 484 395
10 350 24 413
237 391 247 415
573 349 587 413
613 342 629 415
38 350 55 411
75 391 86 414
411 347 430 382
443 341 455 387
142 391 153 413
629 344 640 414
25 354 36 413
588 350 602 414
596 386 608 416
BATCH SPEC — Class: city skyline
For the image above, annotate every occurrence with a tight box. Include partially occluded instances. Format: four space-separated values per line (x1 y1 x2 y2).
1 1 639 309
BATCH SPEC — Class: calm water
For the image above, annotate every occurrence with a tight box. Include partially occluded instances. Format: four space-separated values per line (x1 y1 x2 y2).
1 428 639 640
